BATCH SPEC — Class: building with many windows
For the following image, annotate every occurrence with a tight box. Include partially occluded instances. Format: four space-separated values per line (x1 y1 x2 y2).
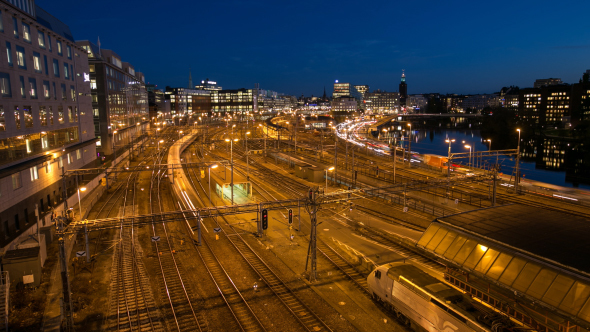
164 87 210 123
210 88 258 118
364 90 399 113
76 41 148 158
0 0 96 248
195 78 221 91
331 96 357 113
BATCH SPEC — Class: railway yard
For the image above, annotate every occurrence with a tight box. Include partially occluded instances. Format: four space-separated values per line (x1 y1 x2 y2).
26 117 590 332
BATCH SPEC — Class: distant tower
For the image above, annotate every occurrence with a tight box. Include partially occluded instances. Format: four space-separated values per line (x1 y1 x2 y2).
399 70 407 107
322 86 327 101
188 67 193 88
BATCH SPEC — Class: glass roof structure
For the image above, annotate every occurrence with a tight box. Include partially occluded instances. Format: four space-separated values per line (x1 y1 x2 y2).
417 205 590 325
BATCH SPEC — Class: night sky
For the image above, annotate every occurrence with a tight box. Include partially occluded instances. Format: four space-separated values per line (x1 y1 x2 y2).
38 0 590 96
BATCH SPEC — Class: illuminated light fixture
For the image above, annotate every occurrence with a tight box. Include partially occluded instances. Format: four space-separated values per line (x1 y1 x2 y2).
479 244 488 251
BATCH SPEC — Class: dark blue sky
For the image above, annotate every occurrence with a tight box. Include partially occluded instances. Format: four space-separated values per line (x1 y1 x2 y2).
38 0 590 96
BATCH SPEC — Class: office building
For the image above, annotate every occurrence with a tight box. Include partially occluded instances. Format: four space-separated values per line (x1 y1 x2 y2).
499 86 519 109
407 94 428 111
76 41 148 158
353 85 369 99
195 78 222 91
210 88 258 117
331 96 357 113
534 78 563 88
364 90 399 113
0 0 96 248
146 84 169 121
462 94 500 111
333 81 350 99
164 87 210 123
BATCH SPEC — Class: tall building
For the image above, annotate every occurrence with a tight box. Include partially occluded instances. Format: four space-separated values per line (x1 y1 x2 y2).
195 78 222 91
333 81 350 99
331 96 357 113
353 85 369 99
0 0 96 248
210 88 257 117
76 41 148 158
462 94 500 111
399 70 407 107
364 90 399 113
165 87 211 122
534 78 563 88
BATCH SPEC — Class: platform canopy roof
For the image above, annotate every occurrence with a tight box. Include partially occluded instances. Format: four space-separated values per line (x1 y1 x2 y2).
417 205 590 324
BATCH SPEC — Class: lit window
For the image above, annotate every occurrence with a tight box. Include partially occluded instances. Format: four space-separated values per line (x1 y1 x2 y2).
66 45 71 59
28 78 37 99
57 40 62 55
22 23 30 42
6 42 12 67
16 45 26 69
33 52 41 72
38 30 45 48
0 73 11 97
30 166 38 181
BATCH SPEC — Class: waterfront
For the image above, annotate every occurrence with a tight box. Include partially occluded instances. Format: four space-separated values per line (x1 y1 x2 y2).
401 129 590 190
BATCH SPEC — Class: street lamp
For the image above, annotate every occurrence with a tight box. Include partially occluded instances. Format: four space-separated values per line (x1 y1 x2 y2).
445 139 455 179
516 129 521 192
225 138 239 205
245 131 251 179
112 130 118 163
464 145 472 168
325 166 335 193
407 123 412 166
157 139 164 152
77 186 86 221
209 164 218 204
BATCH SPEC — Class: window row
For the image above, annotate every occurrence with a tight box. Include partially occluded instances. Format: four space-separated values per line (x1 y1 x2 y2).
5 41 74 81
0 126 79 167
0 71 76 102
0 10 73 59
0 104 78 131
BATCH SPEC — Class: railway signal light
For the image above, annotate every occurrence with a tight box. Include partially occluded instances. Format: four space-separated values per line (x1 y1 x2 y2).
262 209 268 230
288 209 293 224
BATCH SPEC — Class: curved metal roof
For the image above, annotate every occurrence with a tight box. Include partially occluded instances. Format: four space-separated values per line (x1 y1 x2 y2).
416 205 590 325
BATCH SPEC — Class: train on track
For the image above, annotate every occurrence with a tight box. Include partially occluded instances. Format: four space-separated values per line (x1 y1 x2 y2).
368 262 520 332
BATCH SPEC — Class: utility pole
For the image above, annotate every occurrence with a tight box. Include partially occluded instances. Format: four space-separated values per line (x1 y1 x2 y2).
334 130 338 185
305 188 319 282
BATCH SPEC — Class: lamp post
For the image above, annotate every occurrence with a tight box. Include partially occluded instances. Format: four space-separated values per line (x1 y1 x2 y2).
225 138 239 205
179 130 183 141
407 123 412 166
112 130 118 164
245 131 251 179
514 129 520 194
325 166 335 193
465 145 472 168
209 164 218 205
157 139 164 152
77 186 86 222
445 139 455 180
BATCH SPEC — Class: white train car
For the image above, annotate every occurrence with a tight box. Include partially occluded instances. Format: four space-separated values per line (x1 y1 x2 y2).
368 262 510 332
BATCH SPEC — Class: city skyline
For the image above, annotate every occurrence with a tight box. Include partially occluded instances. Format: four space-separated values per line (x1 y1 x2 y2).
38 0 590 96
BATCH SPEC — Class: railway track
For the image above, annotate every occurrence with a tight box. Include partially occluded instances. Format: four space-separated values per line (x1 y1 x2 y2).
150 152 209 331
181 141 333 332
106 147 164 332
